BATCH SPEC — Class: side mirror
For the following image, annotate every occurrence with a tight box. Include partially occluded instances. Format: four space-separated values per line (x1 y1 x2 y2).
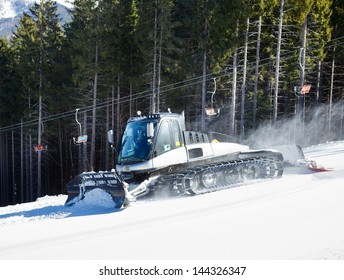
107 129 114 144
147 122 154 138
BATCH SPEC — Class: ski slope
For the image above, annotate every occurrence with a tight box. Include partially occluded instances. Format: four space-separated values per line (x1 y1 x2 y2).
1 142 344 260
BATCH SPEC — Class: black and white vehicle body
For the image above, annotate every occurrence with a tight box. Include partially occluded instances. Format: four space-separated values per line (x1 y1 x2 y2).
65 112 284 208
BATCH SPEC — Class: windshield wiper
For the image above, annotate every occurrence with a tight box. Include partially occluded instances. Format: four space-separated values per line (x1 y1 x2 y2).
120 156 146 163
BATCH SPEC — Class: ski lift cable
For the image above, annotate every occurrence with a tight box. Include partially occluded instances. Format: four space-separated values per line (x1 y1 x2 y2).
2 35 344 133
1 30 338 134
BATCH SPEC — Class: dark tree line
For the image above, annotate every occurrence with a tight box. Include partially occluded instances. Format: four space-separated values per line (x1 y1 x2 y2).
0 0 343 206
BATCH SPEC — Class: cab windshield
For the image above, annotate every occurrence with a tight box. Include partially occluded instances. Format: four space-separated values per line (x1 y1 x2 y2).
118 119 157 163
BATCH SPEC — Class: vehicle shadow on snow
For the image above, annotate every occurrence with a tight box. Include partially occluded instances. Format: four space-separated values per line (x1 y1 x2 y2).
0 204 124 223
65 203 125 218
0 191 124 223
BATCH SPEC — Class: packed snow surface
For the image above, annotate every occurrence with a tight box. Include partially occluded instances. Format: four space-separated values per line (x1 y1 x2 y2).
1 142 344 260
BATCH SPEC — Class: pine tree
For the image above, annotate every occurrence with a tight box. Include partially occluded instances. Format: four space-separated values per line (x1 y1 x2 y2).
11 0 64 200
0 38 20 124
135 0 175 114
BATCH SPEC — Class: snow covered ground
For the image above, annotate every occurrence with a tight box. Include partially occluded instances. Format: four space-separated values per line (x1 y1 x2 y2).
1 141 344 279
0 0 73 19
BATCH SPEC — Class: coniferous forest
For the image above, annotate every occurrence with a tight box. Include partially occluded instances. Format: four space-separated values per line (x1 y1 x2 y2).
0 0 344 206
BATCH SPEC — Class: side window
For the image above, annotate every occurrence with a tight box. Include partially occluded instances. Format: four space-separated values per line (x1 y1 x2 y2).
171 120 183 148
154 121 172 156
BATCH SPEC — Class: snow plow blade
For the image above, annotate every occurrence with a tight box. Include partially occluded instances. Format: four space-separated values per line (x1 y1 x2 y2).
65 171 126 208
272 144 333 172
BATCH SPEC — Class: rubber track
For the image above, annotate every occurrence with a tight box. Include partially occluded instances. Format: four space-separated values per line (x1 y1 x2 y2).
149 157 283 196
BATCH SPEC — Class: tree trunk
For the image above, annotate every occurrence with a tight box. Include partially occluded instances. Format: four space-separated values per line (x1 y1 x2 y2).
111 85 115 165
11 130 15 204
20 120 24 203
201 14 209 132
0 132 9 205
229 21 239 136
157 25 163 112
328 48 335 139
82 111 88 171
25 135 29 202
58 123 64 194
298 19 307 121
116 76 121 145
151 4 158 114
273 0 284 125
105 97 110 170
240 17 249 141
253 16 261 130
37 95 42 197
315 60 321 105
90 41 99 171
29 133 33 201
201 50 207 132
230 47 238 136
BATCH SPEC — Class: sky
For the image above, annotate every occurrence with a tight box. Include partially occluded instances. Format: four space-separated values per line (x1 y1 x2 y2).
1 141 344 279
55 0 74 8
